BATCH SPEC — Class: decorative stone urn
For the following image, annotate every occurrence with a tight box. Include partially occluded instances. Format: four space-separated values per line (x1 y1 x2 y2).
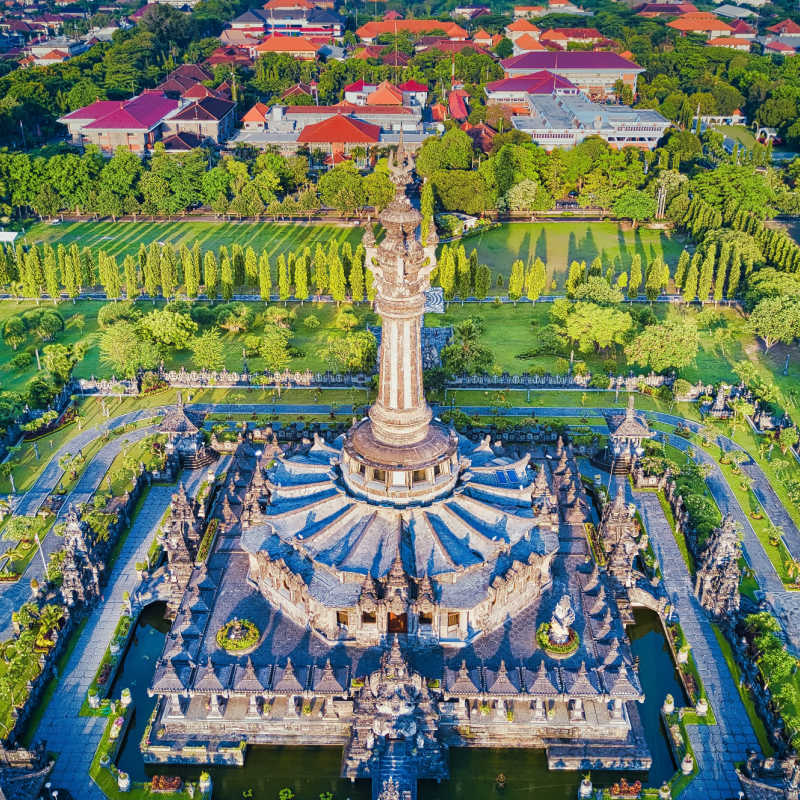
659 782 671 799
117 771 130 792
88 690 100 709
662 694 674 714
199 771 212 795
578 775 593 799
120 688 132 708
677 647 689 665
681 754 694 775
696 697 708 716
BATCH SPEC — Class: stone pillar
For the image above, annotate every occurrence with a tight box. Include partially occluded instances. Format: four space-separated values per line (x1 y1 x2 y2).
167 693 184 719
208 694 223 719
246 694 260 720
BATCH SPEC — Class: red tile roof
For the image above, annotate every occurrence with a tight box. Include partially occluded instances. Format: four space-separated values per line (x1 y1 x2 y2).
355 19 467 40
253 34 318 54
767 18 800 35
81 92 179 131
398 80 427 91
486 70 577 93
706 36 749 48
171 96 235 121
296 113 380 143
448 89 469 121
242 101 269 122
765 39 796 52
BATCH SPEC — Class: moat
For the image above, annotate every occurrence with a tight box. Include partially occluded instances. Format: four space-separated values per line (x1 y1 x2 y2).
114 605 682 799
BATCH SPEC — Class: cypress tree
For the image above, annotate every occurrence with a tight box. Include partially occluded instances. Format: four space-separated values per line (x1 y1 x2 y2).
726 250 741 300
104 254 121 300
123 254 138 300
232 243 245 286
204 251 218 300
329 254 346 305
365 262 376 304
439 248 456 300
192 242 201 292
628 254 642 300
674 250 690 290
589 256 602 277
420 181 434 245
160 245 177 299
697 246 715 304
184 247 198 298
565 260 584 297
526 257 546 303
245 246 258 288
258 252 272 302
455 246 471 301
145 241 160 297
220 252 234 301
81 247 95 289
508 259 525 304
682 255 699 303
43 244 59 303
278 254 290 303
714 243 730 304
349 245 365 302
294 255 309 303
0 246 11 288
68 243 81 292
313 243 328 298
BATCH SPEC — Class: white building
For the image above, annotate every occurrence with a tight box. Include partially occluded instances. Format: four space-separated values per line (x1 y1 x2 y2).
511 93 671 150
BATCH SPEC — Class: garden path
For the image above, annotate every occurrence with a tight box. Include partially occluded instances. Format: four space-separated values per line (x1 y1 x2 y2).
0 426 157 638
14 408 164 517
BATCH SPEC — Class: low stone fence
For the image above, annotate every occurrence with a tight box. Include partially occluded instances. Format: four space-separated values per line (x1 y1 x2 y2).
77 369 689 397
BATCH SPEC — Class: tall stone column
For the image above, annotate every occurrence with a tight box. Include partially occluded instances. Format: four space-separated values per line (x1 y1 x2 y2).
362 144 439 448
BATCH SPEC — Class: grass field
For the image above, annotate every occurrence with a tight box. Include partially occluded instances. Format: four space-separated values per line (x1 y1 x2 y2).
461 221 687 290
22 219 688 293
23 220 364 269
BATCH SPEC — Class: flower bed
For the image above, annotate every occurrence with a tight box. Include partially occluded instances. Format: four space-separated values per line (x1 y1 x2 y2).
216 618 260 651
21 407 76 440
536 622 579 655
195 519 218 564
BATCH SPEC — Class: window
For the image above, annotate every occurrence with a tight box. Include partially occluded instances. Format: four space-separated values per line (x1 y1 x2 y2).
447 612 460 629
374 469 386 483
361 611 376 624
413 469 427 483
419 611 433 625
337 611 349 626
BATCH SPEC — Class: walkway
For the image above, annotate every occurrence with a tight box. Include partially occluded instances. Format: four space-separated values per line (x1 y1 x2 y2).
582 464 761 800
0 426 157 638
34 467 211 800
15 408 164 517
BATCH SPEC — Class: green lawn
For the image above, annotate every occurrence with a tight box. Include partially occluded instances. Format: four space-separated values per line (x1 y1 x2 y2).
715 125 757 149
460 220 687 291
23 220 363 269
22 219 687 294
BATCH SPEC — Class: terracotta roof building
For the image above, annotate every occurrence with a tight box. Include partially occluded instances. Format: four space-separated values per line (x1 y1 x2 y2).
250 34 319 59
666 12 733 37
705 36 750 50
355 19 468 43
505 18 541 41
514 33 547 53
165 96 237 144
767 18 800 37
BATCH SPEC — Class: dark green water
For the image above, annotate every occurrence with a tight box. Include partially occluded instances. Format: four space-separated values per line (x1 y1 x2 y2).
114 606 678 800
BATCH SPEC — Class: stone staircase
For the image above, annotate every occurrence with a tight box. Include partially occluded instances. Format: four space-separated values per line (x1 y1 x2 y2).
373 740 417 800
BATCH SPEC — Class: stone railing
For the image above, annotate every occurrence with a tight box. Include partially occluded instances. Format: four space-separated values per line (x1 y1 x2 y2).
632 468 670 491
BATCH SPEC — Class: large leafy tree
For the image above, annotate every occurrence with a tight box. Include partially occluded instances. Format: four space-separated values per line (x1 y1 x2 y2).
99 322 161 378
190 329 225 370
318 162 365 217
749 297 800 350
563 303 633 354
625 320 699 372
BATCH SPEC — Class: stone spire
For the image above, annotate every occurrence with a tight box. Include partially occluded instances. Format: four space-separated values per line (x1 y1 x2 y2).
361 143 439 447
